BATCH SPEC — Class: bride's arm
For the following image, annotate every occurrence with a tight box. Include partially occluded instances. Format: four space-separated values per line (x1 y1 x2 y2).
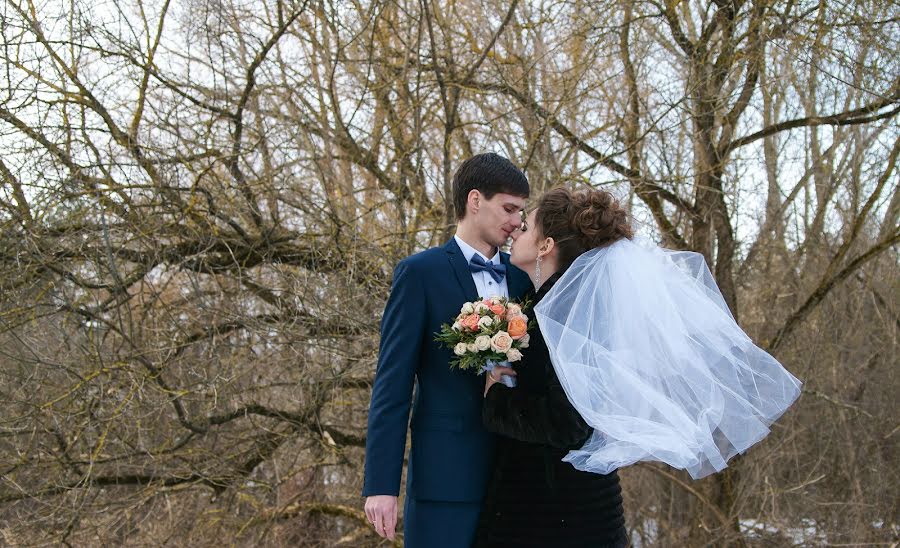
482 362 591 449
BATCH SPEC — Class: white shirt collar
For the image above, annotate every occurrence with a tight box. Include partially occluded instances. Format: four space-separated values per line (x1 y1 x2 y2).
454 235 501 265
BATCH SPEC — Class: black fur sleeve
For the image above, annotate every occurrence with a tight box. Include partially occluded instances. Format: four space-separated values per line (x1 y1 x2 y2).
482 363 592 450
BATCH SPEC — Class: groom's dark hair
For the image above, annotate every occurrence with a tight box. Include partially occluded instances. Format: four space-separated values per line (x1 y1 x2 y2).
452 153 529 220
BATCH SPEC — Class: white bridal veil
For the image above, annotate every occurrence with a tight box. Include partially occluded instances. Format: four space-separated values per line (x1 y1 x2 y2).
534 238 802 479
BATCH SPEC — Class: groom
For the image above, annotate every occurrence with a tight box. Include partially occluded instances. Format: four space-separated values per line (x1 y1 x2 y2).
363 153 532 546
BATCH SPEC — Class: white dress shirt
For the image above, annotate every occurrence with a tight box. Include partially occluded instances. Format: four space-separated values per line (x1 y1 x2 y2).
454 235 509 299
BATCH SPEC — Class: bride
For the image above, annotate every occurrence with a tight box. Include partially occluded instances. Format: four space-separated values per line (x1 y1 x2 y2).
476 187 801 547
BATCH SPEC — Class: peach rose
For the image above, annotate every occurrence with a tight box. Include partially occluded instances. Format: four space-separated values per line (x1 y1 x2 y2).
490 331 513 353
461 313 480 331
507 317 528 340
490 303 506 316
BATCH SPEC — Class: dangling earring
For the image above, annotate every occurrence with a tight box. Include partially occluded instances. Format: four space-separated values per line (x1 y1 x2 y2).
535 256 543 289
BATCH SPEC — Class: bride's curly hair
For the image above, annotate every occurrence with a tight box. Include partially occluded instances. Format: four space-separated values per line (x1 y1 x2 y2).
535 187 633 270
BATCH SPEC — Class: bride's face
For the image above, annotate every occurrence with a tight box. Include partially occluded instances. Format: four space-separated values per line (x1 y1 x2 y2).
509 209 540 270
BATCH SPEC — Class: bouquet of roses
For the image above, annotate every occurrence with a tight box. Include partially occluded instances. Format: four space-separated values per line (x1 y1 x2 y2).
435 296 533 387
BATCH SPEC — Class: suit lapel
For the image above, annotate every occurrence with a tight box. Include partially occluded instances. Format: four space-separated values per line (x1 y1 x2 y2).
445 239 480 301
500 251 526 299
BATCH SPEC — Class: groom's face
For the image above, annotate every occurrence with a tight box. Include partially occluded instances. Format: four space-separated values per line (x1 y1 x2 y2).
474 191 527 248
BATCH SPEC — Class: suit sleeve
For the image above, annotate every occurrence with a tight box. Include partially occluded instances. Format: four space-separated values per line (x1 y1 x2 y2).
482 362 592 450
362 259 426 496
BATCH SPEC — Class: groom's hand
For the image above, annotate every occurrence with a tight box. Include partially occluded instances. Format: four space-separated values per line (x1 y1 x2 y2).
365 495 398 540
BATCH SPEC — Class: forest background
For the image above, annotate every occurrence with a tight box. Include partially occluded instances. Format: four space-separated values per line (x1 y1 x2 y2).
0 0 897 545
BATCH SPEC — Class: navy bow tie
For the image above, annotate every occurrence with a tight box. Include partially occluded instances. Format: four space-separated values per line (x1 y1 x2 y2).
469 254 506 283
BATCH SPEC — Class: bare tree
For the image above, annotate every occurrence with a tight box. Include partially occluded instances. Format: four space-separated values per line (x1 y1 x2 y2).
0 0 896 545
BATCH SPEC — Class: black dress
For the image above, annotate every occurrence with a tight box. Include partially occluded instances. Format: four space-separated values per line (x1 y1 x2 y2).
475 273 628 548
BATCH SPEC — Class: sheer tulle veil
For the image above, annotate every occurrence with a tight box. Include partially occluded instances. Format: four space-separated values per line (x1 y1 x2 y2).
534 237 802 479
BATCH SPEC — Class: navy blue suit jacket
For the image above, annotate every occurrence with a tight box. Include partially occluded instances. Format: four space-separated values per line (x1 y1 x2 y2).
363 239 532 502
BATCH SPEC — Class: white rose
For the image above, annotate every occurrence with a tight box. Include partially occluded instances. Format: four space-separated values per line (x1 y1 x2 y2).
467 343 478 353
461 302 475 315
474 335 492 352
454 342 468 356
475 303 490 314
490 296 502 305
518 333 530 348
477 316 494 329
506 348 523 362
490 331 513 353
506 303 522 316
452 321 462 331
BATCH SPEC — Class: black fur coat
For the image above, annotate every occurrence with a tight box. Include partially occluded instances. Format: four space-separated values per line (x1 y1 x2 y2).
474 273 628 548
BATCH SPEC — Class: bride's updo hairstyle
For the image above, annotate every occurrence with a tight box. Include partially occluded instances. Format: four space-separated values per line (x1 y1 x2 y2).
536 188 633 271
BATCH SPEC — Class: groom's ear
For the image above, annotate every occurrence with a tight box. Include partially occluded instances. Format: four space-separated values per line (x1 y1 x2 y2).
467 189 481 214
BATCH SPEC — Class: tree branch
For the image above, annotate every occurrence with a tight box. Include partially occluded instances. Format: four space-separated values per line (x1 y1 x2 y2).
726 92 900 154
768 230 900 351
465 79 697 219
